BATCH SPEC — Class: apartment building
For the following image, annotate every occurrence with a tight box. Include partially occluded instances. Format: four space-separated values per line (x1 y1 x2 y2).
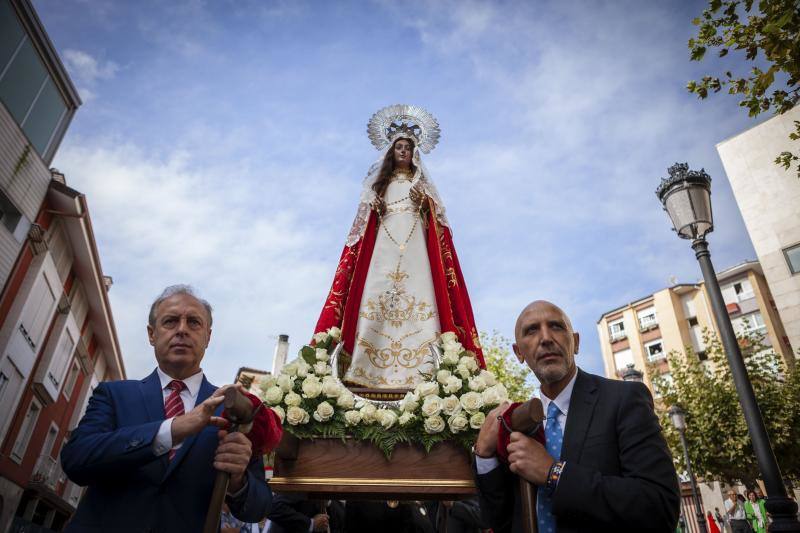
0 1 124 531
717 106 800 356
597 260 791 393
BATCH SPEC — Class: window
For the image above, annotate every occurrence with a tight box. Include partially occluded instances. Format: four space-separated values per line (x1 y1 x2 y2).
733 280 754 301
62 359 80 400
733 312 767 335
12 398 41 462
784 243 800 275
613 348 634 371
645 339 665 361
0 1 68 160
47 328 74 390
681 294 697 319
609 319 626 342
42 422 58 458
637 307 658 330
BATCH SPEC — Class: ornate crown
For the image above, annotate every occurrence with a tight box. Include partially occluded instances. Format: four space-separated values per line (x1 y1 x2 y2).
367 104 441 154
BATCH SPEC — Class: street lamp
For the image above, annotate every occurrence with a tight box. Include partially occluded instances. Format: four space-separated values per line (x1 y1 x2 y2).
620 363 644 382
656 163 800 531
668 405 707 533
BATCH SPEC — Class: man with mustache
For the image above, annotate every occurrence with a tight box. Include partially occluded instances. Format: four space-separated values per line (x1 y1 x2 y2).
61 285 272 532
473 300 679 532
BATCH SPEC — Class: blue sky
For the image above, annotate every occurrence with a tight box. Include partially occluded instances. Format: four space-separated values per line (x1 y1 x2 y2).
33 0 764 386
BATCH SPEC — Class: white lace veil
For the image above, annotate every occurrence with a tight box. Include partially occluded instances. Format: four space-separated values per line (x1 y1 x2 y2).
345 137 449 246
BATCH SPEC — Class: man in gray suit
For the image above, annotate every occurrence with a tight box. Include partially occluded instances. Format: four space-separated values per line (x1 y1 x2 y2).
473 300 679 532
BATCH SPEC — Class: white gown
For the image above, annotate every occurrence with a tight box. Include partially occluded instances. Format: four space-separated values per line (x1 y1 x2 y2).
344 170 440 389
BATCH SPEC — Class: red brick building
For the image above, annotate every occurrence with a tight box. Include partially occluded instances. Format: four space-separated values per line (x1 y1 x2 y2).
0 1 124 531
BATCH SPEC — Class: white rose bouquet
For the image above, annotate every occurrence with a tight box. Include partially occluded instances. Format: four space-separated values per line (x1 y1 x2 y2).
259 328 509 457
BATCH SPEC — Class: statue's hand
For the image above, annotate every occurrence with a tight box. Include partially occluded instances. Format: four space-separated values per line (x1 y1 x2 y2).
409 184 425 206
371 197 386 215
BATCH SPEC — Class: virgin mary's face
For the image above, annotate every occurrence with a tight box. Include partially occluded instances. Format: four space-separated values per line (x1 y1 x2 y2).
393 139 413 168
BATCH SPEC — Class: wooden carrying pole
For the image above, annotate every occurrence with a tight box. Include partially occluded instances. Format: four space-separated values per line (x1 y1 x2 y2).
509 398 545 533
202 387 258 533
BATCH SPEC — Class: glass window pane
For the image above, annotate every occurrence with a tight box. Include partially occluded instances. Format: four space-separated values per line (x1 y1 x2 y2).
0 38 47 124
785 244 800 274
24 77 65 156
0 0 25 73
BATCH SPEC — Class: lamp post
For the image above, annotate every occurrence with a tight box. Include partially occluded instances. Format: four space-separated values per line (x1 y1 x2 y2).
656 163 800 531
669 404 707 533
621 363 644 383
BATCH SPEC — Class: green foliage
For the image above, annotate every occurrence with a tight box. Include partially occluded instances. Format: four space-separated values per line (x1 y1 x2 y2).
687 0 799 177
652 328 800 486
481 331 536 402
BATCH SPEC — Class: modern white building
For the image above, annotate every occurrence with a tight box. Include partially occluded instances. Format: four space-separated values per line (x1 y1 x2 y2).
717 106 800 359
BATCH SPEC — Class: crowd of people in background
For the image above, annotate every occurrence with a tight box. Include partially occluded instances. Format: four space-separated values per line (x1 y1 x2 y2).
676 488 770 533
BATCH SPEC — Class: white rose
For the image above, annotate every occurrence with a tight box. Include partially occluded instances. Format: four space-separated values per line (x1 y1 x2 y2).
442 351 460 366
301 377 322 398
468 376 487 392
327 326 342 340
421 395 443 417
264 386 284 406
277 374 294 393
286 406 310 425
441 395 462 416
271 405 285 423
322 380 341 398
313 401 335 422
260 375 277 390
344 410 362 426
400 391 419 413
284 391 302 407
443 339 463 354
480 370 497 387
296 361 310 378
313 332 328 344
313 362 332 376
282 362 298 377
459 356 479 373
376 409 398 429
360 403 377 423
443 375 463 395
494 383 509 402
460 391 484 414
424 415 446 434
436 369 452 384
337 391 355 409
448 413 469 433
398 412 416 426
416 381 440 397
440 331 457 344
470 411 486 429
456 365 471 379
316 348 330 362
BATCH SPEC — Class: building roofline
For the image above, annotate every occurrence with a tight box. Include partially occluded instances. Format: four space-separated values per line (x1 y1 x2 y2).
596 259 759 323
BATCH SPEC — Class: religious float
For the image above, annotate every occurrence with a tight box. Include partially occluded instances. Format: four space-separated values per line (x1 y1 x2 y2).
261 105 509 500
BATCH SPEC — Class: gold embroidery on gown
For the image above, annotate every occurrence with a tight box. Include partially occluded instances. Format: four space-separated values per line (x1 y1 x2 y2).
344 170 440 389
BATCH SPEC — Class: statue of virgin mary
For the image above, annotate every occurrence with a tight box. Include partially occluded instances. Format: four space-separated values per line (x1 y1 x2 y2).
314 105 484 392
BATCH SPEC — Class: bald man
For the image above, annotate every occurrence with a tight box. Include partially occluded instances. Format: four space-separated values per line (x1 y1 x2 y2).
473 301 679 532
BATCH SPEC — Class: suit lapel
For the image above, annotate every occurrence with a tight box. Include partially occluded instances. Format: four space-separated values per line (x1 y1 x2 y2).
561 369 598 462
141 369 166 422
163 376 218 479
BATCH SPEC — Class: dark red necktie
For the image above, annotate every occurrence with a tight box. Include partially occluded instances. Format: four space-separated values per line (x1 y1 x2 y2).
164 380 186 460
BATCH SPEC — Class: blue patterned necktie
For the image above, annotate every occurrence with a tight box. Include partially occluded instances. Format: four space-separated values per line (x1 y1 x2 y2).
537 401 563 533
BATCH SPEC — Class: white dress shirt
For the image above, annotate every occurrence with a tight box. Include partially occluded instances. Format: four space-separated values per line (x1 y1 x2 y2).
152 368 204 456
475 368 578 475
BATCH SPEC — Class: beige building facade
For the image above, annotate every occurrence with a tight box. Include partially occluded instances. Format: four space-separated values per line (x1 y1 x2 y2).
597 261 792 393
717 107 800 357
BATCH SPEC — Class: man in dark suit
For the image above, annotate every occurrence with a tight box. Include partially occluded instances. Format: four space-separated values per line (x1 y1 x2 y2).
266 492 344 533
61 285 272 532
473 300 679 532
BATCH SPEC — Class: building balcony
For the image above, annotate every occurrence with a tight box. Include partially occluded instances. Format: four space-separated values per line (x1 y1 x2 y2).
638 317 658 331
609 331 627 343
30 454 63 491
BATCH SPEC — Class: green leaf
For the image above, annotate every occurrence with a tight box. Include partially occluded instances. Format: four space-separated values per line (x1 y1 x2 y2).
300 345 317 365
